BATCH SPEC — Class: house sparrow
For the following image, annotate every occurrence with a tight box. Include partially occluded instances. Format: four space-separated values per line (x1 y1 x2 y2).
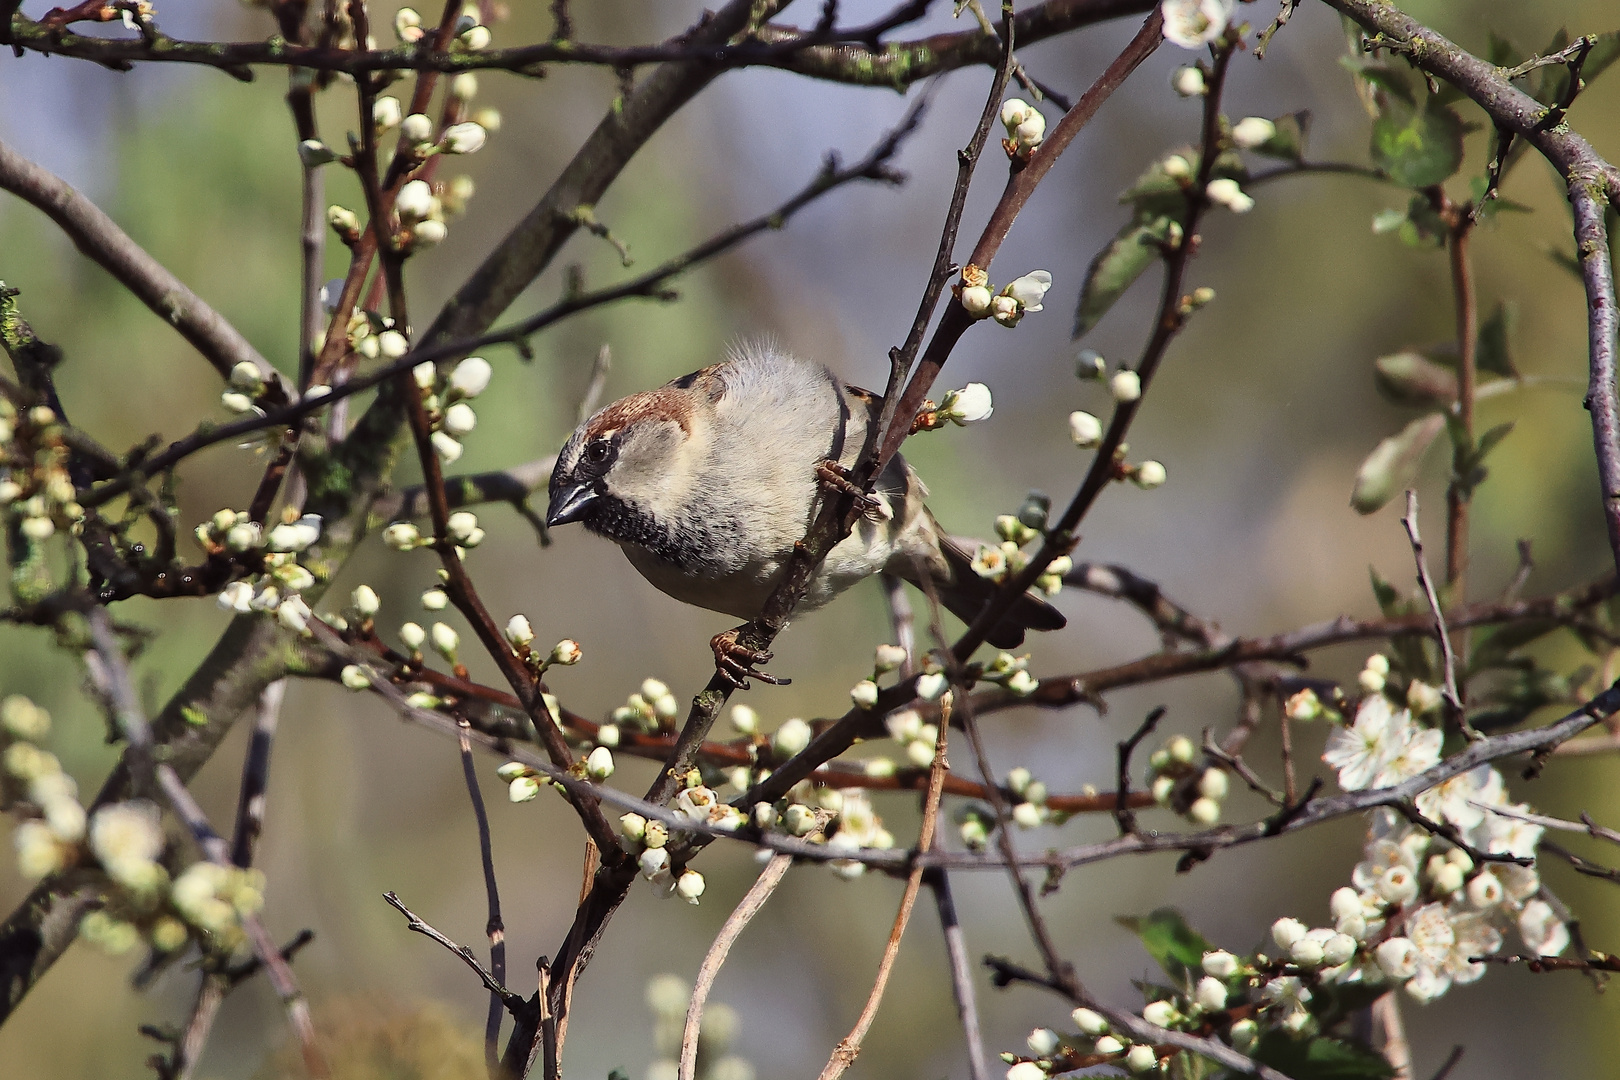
546 344 1065 685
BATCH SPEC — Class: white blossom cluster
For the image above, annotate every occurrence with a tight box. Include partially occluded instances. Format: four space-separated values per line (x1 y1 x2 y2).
958 264 1053 328
913 382 995 432
1147 734 1230 825
1071 351 1167 488
970 507 1073 597
614 775 713 905
641 973 755 1080
407 354 492 465
0 401 85 544
5 694 264 959
206 506 325 634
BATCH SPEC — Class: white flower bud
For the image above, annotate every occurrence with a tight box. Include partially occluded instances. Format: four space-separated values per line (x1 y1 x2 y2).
504 613 533 646
352 584 380 616
783 803 817 836
421 587 448 611
550 639 582 666
220 391 255 414
772 718 812 758
1000 99 1033 131
729 703 759 736
400 112 435 145
1172 65 1206 96
1195 975 1227 1011
1068 410 1103 448
1005 669 1039 697
460 24 491 50
277 595 312 634
874 644 908 673
400 621 426 650
1378 865 1418 906
1006 1064 1045 1080
639 845 670 880
1330 887 1362 921
940 383 994 424
1012 802 1043 829
1111 369 1142 402
395 180 435 222
1027 1027 1060 1056
431 430 462 463
450 356 491 397
1366 654 1390 676
990 294 1021 326
229 361 263 390
1141 1000 1177 1027
1406 679 1443 715
443 401 477 435
1322 932 1358 967
1093 1035 1125 1056
383 521 420 550
1202 950 1239 978
1374 936 1419 979
372 96 403 132
1231 116 1276 149
1124 1044 1157 1073
218 581 255 613
1204 177 1255 213
915 672 948 701
1289 937 1325 967
1284 688 1322 721
430 621 459 658
1004 270 1052 312
340 665 371 690
1197 769 1228 799
1133 461 1167 489
1187 796 1220 824
1271 917 1307 951
1151 775 1175 805
446 510 479 541
441 122 487 154
585 746 614 780
1467 871 1503 909
412 219 448 247
1430 860 1465 895
675 869 705 904
1072 1007 1109 1035
850 680 879 710
1012 112 1046 154
509 776 540 803
450 72 478 102
393 7 422 42
960 284 994 317
1167 735 1195 764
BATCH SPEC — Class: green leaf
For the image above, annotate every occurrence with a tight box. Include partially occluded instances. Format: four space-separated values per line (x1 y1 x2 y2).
1115 908 1212 985
1252 1033 1395 1080
1368 565 1408 618
1374 351 1458 407
1249 111 1311 161
1351 413 1446 514
1073 220 1164 339
1371 97 1465 188
1476 302 1520 377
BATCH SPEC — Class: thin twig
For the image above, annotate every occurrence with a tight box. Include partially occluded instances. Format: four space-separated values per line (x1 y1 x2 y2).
1571 183 1620 576
383 891 527 1012
1401 490 1471 735
1115 707 1164 834
457 721 507 1076
925 867 989 1080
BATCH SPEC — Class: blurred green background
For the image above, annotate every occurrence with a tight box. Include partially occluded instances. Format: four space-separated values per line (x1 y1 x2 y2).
2 0 1619 1077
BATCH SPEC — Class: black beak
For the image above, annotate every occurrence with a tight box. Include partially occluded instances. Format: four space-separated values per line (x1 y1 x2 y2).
546 481 599 527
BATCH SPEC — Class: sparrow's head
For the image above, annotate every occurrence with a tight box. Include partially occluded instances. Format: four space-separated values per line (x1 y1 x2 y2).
545 385 708 544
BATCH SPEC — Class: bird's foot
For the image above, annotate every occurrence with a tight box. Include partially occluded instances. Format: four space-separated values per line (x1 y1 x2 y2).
710 628 789 689
815 460 890 521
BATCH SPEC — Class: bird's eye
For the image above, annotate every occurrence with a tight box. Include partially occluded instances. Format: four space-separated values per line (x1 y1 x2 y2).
583 441 610 465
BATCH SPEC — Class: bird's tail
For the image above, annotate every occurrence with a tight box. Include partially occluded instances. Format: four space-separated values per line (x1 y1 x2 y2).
923 536 1067 650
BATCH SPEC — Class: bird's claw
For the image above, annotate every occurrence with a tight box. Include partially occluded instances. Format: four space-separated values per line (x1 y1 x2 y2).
711 628 788 689
815 460 889 521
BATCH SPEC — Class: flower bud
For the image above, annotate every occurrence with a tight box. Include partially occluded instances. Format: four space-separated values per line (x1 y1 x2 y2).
400 112 435 145
585 746 614 780
729 703 759 736
1205 177 1255 213
340 665 371 690
441 122 487 155
642 819 669 848
1133 461 1167 490
1187 797 1220 824
1093 1035 1124 1056
783 803 817 836
446 511 479 541
675 869 705 904
1467 871 1503 909
850 680 879 710
431 430 462 463
1375 936 1419 979
874 644 908 673
1322 932 1358 967
412 219 448 247
352 584 380 616
460 24 491 49
383 521 420 550
1110 370 1142 402
393 7 423 42
1141 1000 1177 1027
421 587 448 611
1172 65 1206 96
915 672 948 701
450 356 492 397
939 383 994 424
1000 99 1033 131
1072 1007 1108 1036
1231 116 1276 149
619 812 647 844
399 622 426 650
772 717 812 758
1197 768 1228 799
960 284 994 317
1027 1028 1060 1056
551 639 582 665
443 401 477 435
450 72 478 102
1124 1044 1157 1073
430 622 459 659
395 180 436 223
508 776 540 802
1006 1064 1045 1080
1378 865 1418 906
1271 917 1306 951
372 96 402 133
1195 975 1227 1011
1068 410 1103 448
639 846 670 879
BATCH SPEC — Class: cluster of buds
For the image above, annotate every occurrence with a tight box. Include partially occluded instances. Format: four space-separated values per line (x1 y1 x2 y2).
1205 176 1255 214
981 649 1042 697
222 359 326 418
1004 766 1053 830
407 354 492 465
169 861 266 947
820 788 895 880
1071 356 1170 489
207 507 325 634
1000 99 1047 159
5 695 89 879
970 497 1070 599
615 779 709 904
1007 1007 1166 1077
1147 735 1228 825
882 707 940 769
0 401 84 545
595 677 681 746
957 264 1054 327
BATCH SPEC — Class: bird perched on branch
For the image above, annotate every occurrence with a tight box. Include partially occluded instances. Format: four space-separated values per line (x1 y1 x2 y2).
546 344 1065 686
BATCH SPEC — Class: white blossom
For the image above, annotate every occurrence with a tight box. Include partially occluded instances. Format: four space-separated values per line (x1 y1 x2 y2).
1004 270 1052 311
1069 410 1103 448
395 180 436 221
1518 899 1569 956
1230 116 1276 149
1160 0 1234 49
939 383 994 424
441 122 487 155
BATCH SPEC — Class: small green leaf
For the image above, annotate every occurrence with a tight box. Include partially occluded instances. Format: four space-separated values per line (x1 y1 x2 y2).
1351 413 1446 514
1476 301 1520 377
1371 97 1465 188
1115 908 1212 984
1369 565 1403 617
1374 351 1458 407
1073 220 1164 339
1252 1032 1395 1080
